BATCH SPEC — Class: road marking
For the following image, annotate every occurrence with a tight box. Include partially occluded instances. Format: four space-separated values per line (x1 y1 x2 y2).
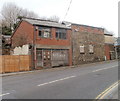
38 76 76 86
92 65 118 73
100 83 118 99
38 65 117 87
95 80 120 100
0 93 10 97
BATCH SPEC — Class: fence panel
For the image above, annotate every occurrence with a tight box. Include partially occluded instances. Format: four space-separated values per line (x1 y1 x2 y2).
19 55 30 71
0 55 31 73
0 56 3 73
4 55 19 73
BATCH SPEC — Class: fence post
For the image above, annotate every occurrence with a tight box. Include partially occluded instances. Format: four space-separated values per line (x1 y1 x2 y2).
3 56 5 73
19 55 20 72
29 55 30 71
2 56 5 73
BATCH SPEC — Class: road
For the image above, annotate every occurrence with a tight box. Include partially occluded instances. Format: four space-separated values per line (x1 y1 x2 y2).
1 60 118 99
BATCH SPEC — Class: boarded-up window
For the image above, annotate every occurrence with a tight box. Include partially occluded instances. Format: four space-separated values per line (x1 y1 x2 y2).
80 45 84 53
89 45 94 53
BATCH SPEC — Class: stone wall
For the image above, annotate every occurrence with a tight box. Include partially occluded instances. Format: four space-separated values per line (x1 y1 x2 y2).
72 24 105 65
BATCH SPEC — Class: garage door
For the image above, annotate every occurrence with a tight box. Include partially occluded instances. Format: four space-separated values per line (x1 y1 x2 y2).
51 49 69 67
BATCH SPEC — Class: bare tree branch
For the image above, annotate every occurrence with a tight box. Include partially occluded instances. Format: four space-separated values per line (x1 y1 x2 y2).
1 2 39 29
47 15 60 22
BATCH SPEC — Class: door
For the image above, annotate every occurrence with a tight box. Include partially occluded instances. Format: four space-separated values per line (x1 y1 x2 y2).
36 49 43 67
51 49 69 67
43 50 51 68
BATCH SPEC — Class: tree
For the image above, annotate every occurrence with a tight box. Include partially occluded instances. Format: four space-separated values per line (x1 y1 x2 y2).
1 3 22 28
40 15 60 22
2 26 12 35
20 8 39 18
48 15 60 22
39 16 48 20
1 2 39 35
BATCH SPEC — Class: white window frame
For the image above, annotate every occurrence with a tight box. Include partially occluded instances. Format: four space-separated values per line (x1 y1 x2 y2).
89 45 94 53
80 45 85 53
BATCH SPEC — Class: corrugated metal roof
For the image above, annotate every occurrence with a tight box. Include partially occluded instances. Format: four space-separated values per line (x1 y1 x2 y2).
22 18 71 29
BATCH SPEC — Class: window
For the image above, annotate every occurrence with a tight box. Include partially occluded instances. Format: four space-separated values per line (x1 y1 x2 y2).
56 29 67 39
80 45 85 53
89 45 94 53
38 27 51 38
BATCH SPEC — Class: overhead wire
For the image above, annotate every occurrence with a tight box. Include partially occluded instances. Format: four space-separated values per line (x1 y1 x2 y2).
63 0 72 21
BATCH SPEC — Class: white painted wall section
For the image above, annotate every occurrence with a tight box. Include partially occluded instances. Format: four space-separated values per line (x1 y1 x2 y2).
13 44 29 55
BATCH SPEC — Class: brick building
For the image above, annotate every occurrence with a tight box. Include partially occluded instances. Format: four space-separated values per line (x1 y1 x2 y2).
104 32 116 60
63 22 105 65
11 18 72 69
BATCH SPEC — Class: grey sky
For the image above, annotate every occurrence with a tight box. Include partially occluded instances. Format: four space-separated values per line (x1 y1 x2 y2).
0 0 119 37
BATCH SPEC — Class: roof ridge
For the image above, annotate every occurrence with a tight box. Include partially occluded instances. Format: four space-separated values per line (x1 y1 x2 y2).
21 17 71 29
63 21 104 29
22 17 59 23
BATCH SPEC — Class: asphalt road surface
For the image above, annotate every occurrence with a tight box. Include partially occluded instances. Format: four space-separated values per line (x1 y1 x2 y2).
2 60 118 99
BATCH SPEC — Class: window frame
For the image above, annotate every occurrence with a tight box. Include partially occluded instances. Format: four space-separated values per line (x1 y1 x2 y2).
38 27 51 38
89 45 94 54
80 45 85 54
55 28 67 40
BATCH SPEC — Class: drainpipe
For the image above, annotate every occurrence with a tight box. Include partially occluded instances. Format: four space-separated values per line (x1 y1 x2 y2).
33 25 37 69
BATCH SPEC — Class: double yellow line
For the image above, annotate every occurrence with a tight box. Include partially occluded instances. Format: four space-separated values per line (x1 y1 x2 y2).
94 80 120 101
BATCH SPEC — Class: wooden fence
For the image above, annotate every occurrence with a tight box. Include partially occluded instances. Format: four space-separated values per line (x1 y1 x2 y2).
0 55 31 73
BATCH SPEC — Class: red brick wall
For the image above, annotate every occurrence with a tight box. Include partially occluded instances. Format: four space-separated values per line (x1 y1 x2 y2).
12 21 72 47
105 44 115 60
36 28 71 46
11 21 34 47
72 25 104 34
35 27 72 66
11 21 72 66
105 44 110 60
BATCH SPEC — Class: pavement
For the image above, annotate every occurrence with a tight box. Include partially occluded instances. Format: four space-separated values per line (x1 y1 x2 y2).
1 60 118 99
0 59 118 77
111 91 118 99
110 82 119 100
95 80 119 100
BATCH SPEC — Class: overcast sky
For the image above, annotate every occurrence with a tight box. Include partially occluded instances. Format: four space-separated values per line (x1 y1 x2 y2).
0 0 119 37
